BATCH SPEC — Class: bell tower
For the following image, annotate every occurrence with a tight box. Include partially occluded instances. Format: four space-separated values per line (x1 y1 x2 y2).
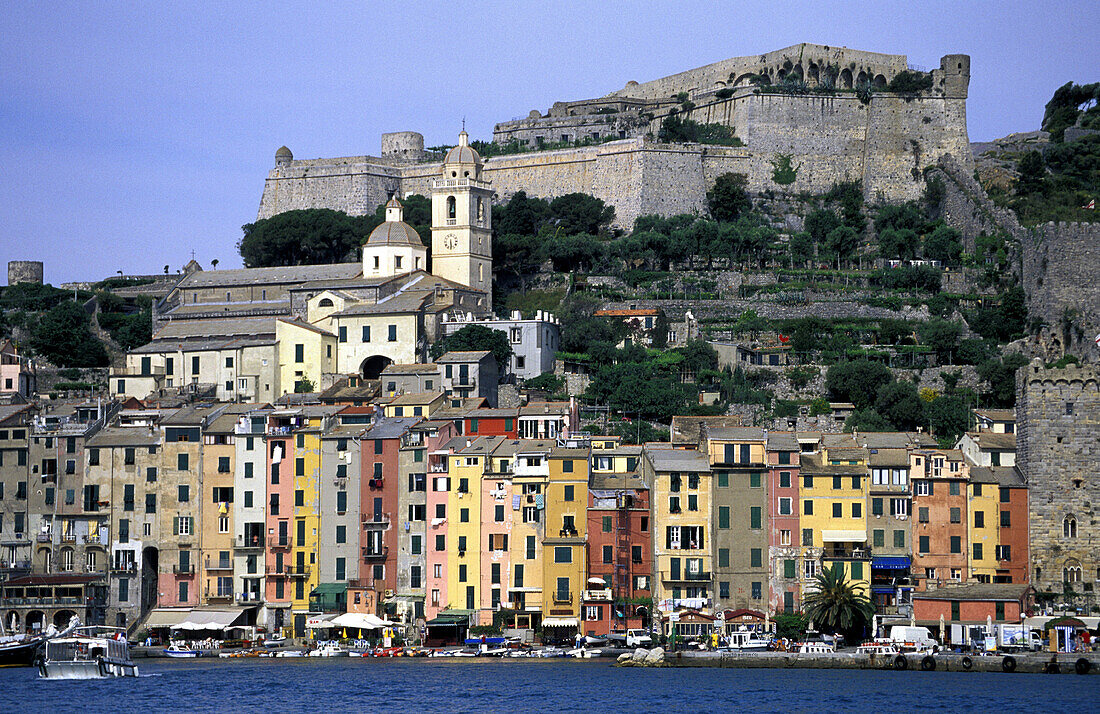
431 130 493 307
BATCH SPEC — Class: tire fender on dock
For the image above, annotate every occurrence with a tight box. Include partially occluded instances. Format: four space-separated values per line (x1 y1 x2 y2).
920 655 936 671
893 655 908 670
1001 655 1017 673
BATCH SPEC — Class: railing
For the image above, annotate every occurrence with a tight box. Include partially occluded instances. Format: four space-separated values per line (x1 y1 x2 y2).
661 570 711 582
110 562 137 575
361 516 390 528
361 547 389 561
553 592 572 604
582 588 613 601
875 604 913 617
268 536 291 549
205 559 233 571
172 564 195 575
60 534 78 543
823 549 872 561
36 533 52 543
285 566 311 578
0 560 32 571
84 534 104 545
2 596 96 607
265 565 286 577
205 591 233 602
236 592 262 604
236 534 264 549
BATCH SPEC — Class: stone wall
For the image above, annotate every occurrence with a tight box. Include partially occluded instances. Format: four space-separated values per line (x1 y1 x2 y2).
1018 360 1100 600
1020 222 1100 362
8 260 43 286
601 297 928 323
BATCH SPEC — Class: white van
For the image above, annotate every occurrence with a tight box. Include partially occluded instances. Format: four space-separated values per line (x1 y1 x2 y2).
888 626 937 650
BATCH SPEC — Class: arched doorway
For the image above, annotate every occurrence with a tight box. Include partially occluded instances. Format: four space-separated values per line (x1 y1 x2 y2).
5 611 21 633
53 609 76 628
840 68 853 89
25 610 45 632
360 355 393 380
142 546 159 615
873 74 887 89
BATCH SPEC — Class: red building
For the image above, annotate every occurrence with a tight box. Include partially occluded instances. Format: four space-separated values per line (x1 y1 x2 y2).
911 449 970 589
912 583 1032 631
990 467 1029 584
583 470 651 636
359 417 419 604
463 408 519 439
766 432 801 613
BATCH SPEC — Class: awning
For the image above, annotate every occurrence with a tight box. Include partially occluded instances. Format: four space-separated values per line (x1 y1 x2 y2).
822 530 866 542
144 608 192 629
872 557 911 569
173 608 246 631
331 613 393 630
305 614 339 629
310 583 348 596
542 617 579 628
427 613 470 627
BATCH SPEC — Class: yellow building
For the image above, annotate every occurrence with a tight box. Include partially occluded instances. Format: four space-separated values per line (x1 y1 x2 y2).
798 445 871 599
384 392 446 419
276 318 336 396
446 438 488 618
199 410 246 607
642 445 713 618
510 441 554 629
289 410 329 620
541 448 589 628
967 474 999 581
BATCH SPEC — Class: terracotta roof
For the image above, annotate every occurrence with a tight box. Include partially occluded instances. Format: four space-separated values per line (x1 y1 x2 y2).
912 583 1030 602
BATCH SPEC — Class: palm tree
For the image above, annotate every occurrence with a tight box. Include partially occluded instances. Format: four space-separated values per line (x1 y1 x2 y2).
803 565 875 636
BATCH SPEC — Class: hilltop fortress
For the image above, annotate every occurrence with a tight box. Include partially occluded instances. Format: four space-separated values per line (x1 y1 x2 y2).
258 44 972 227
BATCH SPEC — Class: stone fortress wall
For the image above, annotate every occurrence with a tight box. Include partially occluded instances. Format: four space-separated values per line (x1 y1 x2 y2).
256 44 973 228
8 260 44 286
1020 222 1100 360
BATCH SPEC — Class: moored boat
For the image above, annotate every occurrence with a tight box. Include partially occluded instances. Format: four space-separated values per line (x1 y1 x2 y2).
39 626 138 679
163 644 202 658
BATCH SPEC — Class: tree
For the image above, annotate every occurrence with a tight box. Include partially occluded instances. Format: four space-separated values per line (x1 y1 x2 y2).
29 301 109 367
430 324 512 370
493 191 551 237
677 339 719 375
548 193 615 236
923 224 963 264
1041 81 1100 142
918 319 963 363
1016 151 1046 195
824 225 859 268
789 232 814 267
801 566 875 639
804 209 841 248
239 208 372 267
927 395 970 444
770 153 799 185
707 173 752 221
523 372 565 394
844 408 893 432
826 360 893 410
977 354 1029 407
874 380 925 431
294 378 315 393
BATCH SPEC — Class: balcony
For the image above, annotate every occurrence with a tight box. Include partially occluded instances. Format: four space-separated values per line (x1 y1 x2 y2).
172 564 195 576
552 591 573 604
361 516 390 529
875 603 913 617
0 559 32 572
110 562 137 575
236 534 264 550
823 548 872 561
205 559 233 572
582 588 613 602
268 536 291 549
205 591 234 603
84 534 105 546
661 570 711 583
0 533 31 547
286 566 311 578
236 592 262 605
362 546 389 561
36 533 53 543
265 564 287 577
60 534 78 544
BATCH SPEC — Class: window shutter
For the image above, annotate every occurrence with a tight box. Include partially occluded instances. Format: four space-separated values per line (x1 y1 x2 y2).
189 517 195 533
173 518 179 535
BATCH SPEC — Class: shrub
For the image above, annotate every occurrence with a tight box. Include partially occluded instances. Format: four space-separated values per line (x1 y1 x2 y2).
886 70 933 93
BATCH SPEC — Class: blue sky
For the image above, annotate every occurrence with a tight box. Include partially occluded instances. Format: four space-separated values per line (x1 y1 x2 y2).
1 1 1096 283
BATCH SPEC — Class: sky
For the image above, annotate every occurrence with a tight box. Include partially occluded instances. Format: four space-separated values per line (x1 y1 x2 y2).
1 1 1096 284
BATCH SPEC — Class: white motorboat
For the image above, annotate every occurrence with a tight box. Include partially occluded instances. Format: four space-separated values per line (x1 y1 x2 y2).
275 650 304 658
568 647 603 658
163 643 202 658
796 641 836 654
856 642 900 656
39 626 138 679
308 641 349 657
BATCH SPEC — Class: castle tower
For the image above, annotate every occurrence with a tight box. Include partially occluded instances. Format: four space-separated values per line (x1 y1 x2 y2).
362 196 427 279
431 130 493 306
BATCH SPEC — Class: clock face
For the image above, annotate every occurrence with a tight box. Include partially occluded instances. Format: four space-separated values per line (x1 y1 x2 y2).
443 233 458 250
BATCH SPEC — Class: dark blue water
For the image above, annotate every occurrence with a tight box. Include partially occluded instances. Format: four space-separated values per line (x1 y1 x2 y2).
0 658 1085 712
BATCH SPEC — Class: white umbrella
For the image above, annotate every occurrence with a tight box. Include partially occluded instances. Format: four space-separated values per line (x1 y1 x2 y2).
939 614 945 644
587 577 606 586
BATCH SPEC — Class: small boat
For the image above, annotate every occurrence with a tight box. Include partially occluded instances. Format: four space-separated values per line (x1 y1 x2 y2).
308 641 349 657
568 647 603 658
275 650 304 658
720 630 771 652
39 626 138 679
796 641 836 654
856 642 900 656
163 644 202 658
262 635 287 649
584 635 609 647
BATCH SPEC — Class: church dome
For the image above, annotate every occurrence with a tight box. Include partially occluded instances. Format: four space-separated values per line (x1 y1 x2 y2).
444 130 482 165
367 197 423 247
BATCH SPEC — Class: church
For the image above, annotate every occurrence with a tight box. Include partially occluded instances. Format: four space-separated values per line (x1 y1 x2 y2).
110 132 494 402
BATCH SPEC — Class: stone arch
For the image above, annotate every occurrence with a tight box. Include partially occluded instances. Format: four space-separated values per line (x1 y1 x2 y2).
360 355 393 380
873 74 887 89
37 547 51 572
318 298 334 308
712 80 726 88
446 196 456 219
733 72 757 87
808 63 820 83
5 611 20 632
1063 514 1077 538
856 71 869 86
777 69 787 81
25 610 45 632
53 609 77 628
840 68 853 89
141 546 159 614
791 64 804 81
59 546 74 572
1063 558 1082 583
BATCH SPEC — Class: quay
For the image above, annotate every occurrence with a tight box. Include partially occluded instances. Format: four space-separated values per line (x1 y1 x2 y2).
660 650 1100 675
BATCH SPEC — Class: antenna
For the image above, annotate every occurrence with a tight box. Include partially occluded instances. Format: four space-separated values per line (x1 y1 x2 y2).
462 117 466 132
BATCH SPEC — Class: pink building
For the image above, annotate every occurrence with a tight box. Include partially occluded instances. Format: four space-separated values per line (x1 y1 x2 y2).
767 432 802 613
0 339 35 397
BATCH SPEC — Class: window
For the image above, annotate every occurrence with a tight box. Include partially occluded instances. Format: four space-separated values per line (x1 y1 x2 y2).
687 494 698 511
918 536 929 553
218 457 230 473
717 472 729 488
850 562 863 580
778 497 792 516
803 475 813 488
832 476 842 490
338 326 347 343
852 502 862 518
564 485 574 501
554 546 572 563
719 582 730 599
669 496 681 514
873 529 885 547
950 536 961 554
779 471 791 488
410 535 422 555
751 582 762 600
974 511 984 528
1064 515 1077 538
563 460 574 474
999 487 1011 504
750 548 762 568
949 481 960 496
388 325 397 342
996 545 1011 561
893 530 905 548
872 498 883 516
602 545 612 564
750 472 761 488
718 506 730 529
336 490 347 513
750 506 761 529
973 543 983 560
145 493 156 514
602 516 612 533
949 507 961 524
1000 510 1011 527
951 602 960 621
460 508 469 523
915 481 930 496
177 453 188 471
803 500 813 516
123 484 134 511
718 548 730 568
832 502 842 518
124 448 135 465
918 507 929 523
88 448 100 466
